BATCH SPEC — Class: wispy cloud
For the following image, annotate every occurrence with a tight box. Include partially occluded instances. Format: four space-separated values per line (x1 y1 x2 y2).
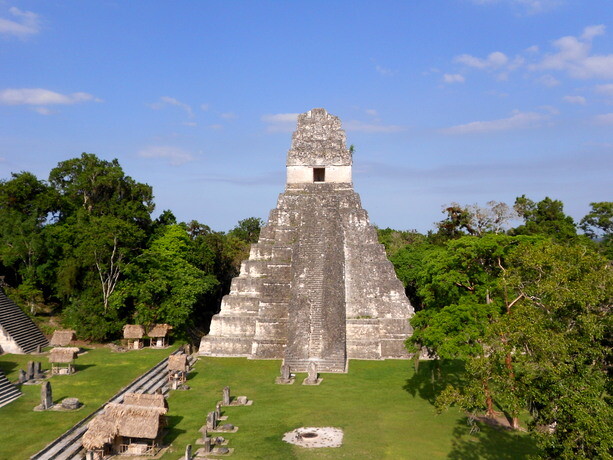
469 0 564 15
443 73 465 83
442 110 550 135
344 120 405 133
533 25 613 79
563 95 586 105
595 83 613 97
375 64 396 76
537 74 560 87
592 113 613 126
0 7 41 38
0 88 101 114
149 96 194 117
220 112 236 119
137 145 195 166
455 51 509 69
261 113 299 132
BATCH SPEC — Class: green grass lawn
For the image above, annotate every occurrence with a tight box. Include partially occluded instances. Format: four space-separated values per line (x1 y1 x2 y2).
0 346 176 460
162 358 537 460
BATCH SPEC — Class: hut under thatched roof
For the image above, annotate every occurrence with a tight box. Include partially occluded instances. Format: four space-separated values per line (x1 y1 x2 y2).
123 325 145 349
49 329 76 347
122 392 167 409
147 324 172 338
49 347 79 363
82 402 167 456
168 354 188 372
48 347 79 375
147 324 172 348
123 324 145 339
167 354 189 388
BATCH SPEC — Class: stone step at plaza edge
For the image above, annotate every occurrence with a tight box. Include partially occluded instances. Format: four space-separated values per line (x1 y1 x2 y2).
0 288 48 354
0 369 21 408
200 108 414 373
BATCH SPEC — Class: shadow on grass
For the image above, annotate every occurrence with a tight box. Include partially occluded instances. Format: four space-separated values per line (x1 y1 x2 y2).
447 418 537 459
0 360 19 376
163 415 186 444
74 363 96 372
186 371 198 381
403 360 465 405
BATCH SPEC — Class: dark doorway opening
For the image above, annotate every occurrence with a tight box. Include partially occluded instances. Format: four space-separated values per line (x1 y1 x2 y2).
313 168 325 182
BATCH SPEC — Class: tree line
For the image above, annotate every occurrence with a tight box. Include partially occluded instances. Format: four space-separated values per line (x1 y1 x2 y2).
0 153 263 341
380 199 612 459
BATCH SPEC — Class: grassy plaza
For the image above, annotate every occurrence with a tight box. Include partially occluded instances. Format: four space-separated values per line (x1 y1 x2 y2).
0 350 536 459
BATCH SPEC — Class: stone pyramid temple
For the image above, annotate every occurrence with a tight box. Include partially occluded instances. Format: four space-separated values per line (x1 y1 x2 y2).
199 108 413 372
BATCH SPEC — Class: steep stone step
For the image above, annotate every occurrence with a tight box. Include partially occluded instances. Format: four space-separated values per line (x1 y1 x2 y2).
0 370 21 408
0 289 48 353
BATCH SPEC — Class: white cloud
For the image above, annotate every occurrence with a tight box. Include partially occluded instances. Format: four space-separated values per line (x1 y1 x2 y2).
0 88 100 106
365 108 378 116
534 25 613 79
183 121 197 127
538 74 561 87
0 7 41 38
137 145 195 166
344 120 405 133
455 51 509 69
261 113 299 132
563 95 586 105
220 112 236 119
442 110 550 134
208 124 223 130
33 107 54 115
443 73 465 83
375 64 395 76
595 84 613 97
469 0 564 14
593 113 613 126
150 96 193 117
200 103 210 111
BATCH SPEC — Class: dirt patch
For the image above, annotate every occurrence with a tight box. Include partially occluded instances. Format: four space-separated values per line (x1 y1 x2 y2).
282 427 343 448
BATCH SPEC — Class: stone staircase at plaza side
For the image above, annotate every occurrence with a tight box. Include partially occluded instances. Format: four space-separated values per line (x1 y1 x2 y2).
0 289 48 354
284 192 347 373
0 370 21 408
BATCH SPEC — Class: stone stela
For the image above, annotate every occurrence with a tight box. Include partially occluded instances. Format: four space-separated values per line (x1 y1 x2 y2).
199 108 414 373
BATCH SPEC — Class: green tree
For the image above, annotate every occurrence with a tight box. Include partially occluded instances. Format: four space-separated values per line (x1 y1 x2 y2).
111 225 219 329
580 201 613 258
512 195 578 241
501 241 612 459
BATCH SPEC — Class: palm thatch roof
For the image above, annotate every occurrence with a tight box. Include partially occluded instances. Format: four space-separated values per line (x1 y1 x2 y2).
123 324 145 339
167 354 188 372
49 329 76 346
82 416 117 450
123 392 167 409
48 347 79 363
82 403 167 450
147 323 172 338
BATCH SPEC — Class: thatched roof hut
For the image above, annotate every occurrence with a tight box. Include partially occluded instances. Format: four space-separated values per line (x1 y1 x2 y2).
147 324 172 338
49 329 76 347
82 403 167 450
82 416 117 450
167 354 188 372
122 392 167 409
123 325 145 339
49 347 79 363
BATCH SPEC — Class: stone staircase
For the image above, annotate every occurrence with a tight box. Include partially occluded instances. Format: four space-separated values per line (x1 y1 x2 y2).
0 289 48 354
284 193 347 373
0 370 21 408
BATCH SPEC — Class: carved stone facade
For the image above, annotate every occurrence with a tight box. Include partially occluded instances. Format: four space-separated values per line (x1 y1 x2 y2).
199 108 413 372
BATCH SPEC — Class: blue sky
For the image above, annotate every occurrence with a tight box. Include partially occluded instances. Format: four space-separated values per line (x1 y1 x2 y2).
1 0 611 233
